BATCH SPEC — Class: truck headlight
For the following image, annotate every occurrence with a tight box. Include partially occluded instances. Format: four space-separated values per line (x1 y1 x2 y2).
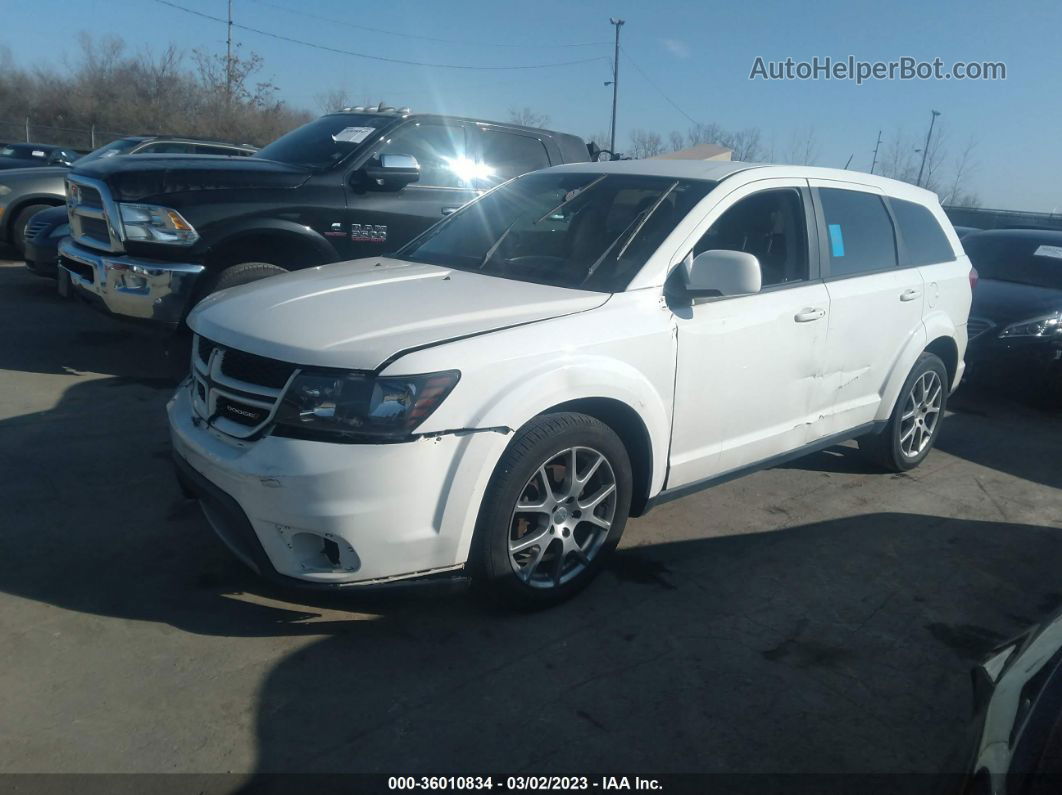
999 311 1062 339
273 370 460 441
118 203 199 245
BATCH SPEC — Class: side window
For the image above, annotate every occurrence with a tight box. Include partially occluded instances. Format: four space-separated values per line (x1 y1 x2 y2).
377 123 470 188
890 198 955 266
692 188 810 287
819 188 898 277
140 142 194 154
194 144 239 156
480 131 551 187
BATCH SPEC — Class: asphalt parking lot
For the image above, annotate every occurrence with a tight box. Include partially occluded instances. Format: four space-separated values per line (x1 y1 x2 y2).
1 257 1061 782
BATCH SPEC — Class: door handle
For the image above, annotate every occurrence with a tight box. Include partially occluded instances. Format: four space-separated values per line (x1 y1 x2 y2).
794 308 826 323
900 288 922 302
441 206 459 215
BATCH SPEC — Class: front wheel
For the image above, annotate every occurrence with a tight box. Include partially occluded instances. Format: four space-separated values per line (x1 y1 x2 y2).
859 352 949 471
471 412 632 608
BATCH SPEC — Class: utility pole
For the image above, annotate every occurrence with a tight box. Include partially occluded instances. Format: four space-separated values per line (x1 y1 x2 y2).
226 0 233 107
870 129 882 174
916 110 941 187
607 17 624 155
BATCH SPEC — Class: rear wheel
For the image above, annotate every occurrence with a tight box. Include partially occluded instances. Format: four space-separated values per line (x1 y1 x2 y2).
471 412 632 608
858 352 948 471
12 204 51 253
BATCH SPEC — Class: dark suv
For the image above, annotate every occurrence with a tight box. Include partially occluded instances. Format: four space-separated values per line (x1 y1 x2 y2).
58 109 591 328
0 135 256 253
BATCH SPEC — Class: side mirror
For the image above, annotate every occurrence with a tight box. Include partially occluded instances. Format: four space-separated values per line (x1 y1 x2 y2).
683 249 762 298
361 153 420 190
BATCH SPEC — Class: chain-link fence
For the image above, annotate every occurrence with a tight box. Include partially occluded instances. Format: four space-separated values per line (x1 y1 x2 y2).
0 119 133 152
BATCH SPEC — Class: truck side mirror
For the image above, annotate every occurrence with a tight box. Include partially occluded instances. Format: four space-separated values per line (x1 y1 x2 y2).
683 249 762 298
361 153 420 190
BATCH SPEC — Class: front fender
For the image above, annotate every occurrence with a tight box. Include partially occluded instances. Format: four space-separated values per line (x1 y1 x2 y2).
203 218 338 265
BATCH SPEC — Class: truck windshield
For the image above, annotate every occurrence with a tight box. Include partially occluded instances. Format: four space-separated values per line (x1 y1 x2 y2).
254 114 391 169
398 171 715 292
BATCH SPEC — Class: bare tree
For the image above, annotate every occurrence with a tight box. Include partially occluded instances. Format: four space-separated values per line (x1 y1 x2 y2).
629 128 665 159
784 126 820 165
314 87 352 114
508 106 550 128
722 128 765 161
668 130 685 152
941 136 981 207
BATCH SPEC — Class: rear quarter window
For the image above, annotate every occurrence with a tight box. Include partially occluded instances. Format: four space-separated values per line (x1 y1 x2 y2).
819 188 898 277
890 198 955 266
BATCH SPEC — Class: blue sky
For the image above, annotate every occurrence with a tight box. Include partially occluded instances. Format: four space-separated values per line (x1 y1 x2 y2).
3 0 1061 212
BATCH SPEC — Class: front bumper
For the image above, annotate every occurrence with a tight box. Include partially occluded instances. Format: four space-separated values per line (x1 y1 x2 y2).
59 238 205 329
24 236 59 278
965 333 1062 389
167 383 509 587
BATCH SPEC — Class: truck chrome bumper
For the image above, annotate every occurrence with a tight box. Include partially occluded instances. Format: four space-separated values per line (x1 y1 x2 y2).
59 238 205 327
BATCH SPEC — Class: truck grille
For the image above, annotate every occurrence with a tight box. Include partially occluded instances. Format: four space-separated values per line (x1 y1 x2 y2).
190 335 299 439
67 175 123 254
24 214 53 243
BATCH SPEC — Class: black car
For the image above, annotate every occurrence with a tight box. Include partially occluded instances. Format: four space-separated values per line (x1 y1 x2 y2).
964 229 1062 400
22 205 69 278
59 109 592 329
0 143 79 170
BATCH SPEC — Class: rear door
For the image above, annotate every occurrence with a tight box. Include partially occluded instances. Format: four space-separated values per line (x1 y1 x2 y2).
809 182 926 438
340 119 479 260
474 126 555 190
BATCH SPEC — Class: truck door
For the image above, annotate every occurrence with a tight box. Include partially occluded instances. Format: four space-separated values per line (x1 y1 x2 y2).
340 120 479 260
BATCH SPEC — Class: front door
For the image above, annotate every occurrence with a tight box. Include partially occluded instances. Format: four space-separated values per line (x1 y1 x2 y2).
340 120 480 260
668 181 831 488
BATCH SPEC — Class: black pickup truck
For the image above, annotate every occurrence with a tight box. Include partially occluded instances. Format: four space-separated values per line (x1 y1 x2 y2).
59 109 591 328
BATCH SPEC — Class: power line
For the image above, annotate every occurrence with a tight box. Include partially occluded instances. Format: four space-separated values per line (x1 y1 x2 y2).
247 0 608 49
153 0 609 71
620 45 701 127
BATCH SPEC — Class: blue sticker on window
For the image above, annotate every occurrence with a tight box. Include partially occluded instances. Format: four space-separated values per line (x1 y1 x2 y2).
828 224 845 257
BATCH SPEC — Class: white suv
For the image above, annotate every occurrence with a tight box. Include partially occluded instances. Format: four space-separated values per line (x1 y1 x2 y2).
168 160 972 606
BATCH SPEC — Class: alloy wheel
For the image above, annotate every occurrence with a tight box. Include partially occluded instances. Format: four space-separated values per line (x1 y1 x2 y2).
899 370 943 458
508 446 617 589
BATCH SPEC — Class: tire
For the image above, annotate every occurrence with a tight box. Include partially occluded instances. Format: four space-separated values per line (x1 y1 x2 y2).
471 412 633 609
858 352 949 472
208 261 288 293
12 204 51 253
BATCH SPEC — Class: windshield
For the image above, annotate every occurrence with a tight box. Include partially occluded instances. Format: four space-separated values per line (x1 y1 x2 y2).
398 172 715 292
254 114 392 169
77 137 143 165
965 234 1062 290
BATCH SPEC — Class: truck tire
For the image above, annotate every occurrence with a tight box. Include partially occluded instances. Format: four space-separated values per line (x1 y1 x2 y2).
12 204 51 253
209 262 288 293
858 352 949 472
470 412 632 609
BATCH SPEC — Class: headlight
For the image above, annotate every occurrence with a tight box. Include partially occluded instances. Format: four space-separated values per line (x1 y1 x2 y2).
0 184 10 196
998 311 1062 339
118 202 199 245
49 223 70 239
274 370 460 440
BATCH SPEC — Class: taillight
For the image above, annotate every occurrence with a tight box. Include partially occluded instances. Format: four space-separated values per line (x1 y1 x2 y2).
969 266 979 291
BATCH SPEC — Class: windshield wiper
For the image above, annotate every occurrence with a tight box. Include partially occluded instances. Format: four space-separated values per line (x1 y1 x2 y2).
581 180 679 284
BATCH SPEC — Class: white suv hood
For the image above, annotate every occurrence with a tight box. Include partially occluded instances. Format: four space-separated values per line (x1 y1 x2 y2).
188 257 610 370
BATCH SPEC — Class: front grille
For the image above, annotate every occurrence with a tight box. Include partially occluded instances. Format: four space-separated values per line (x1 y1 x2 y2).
191 335 299 439
215 396 271 426
61 256 94 283
221 349 297 389
80 217 110 242
78 185 103 209
24 215 53 242
968 317 995 341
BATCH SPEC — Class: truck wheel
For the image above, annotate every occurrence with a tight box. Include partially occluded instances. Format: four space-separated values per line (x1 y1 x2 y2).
471 412 632 609
209 262 288 292
12 204 51 253
858 352 949 472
